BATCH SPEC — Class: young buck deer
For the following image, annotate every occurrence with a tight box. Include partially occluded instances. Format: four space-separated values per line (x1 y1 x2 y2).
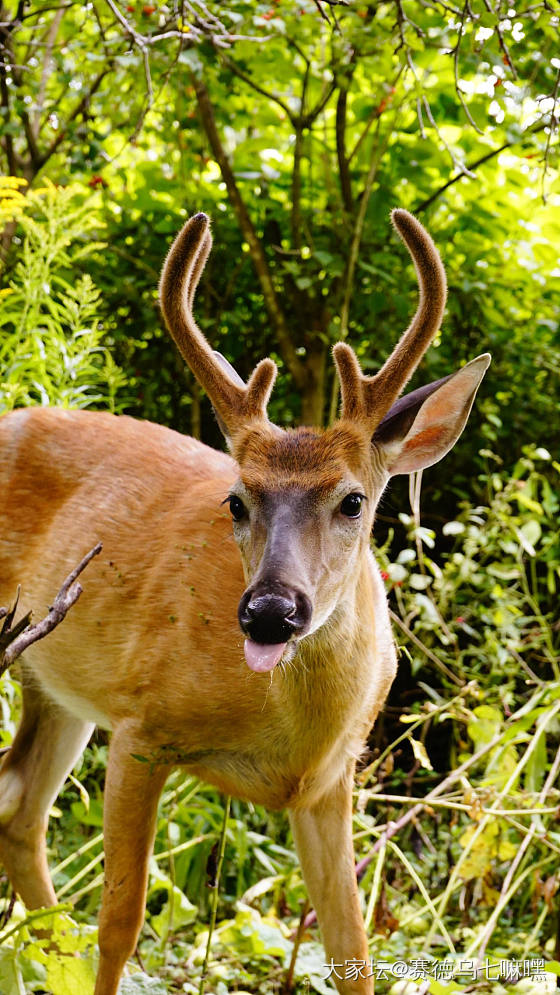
0 209 489 995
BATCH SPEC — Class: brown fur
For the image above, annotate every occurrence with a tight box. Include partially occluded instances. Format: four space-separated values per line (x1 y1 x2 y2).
233 422 370 492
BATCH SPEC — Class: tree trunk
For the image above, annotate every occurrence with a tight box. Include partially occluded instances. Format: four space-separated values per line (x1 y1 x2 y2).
299 342 327 426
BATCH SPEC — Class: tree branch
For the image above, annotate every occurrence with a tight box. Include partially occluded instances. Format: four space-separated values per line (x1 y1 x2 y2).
349 65 405 164
336 82 353 213
0 34 16 175
482 0 517 80
193 73 305 389
218 53 293 121
329 115 394 422
36 64 113 170
0 6 40 173
0 542 102 674
32 4 65 141
291 123 305 252
306 75 337 121
542 65 560 202
453 1 483 135
412 123 548 213
291 62 310 251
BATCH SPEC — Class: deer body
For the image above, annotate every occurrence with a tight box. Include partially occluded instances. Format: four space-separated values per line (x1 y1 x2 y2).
0 407 393 810
0 210 489 995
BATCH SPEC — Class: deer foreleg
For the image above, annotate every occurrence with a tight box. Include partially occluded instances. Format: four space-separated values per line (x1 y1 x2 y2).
289 771 373 995
94 725 169 995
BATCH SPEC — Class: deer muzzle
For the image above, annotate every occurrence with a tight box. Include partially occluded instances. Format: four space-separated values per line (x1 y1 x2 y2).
238 587 312 672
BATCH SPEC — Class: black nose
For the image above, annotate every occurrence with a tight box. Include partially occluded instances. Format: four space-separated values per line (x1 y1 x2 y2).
238 588 312 644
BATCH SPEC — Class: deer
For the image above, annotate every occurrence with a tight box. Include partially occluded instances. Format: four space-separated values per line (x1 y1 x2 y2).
0 208 489 995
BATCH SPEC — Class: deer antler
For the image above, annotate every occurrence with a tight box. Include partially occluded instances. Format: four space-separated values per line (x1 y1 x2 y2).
333 209 447 432
159 213 277 437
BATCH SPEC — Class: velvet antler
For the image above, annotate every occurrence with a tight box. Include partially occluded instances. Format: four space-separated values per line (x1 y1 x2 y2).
333 209 447 432
159 213 277 437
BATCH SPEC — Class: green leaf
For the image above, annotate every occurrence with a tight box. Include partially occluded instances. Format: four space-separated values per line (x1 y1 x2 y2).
0 948 25 995
525 726 547 793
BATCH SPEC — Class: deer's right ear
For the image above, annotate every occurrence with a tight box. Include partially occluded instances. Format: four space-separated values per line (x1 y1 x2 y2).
372 354 490 476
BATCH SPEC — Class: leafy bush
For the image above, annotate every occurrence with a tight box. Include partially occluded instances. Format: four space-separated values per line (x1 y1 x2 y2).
0 180 127 414
379 446 559 691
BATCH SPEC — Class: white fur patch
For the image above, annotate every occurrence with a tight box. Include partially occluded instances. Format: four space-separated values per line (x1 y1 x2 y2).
0 768 24 824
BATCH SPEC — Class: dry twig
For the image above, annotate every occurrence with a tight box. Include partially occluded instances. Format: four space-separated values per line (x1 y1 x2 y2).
0 542 102 674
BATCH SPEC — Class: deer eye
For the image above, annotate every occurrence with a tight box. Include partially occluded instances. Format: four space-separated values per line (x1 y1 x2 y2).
227 495 246 522
340 493 365 518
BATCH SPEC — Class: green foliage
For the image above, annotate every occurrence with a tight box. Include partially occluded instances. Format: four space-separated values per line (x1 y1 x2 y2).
379 445 559 690
1 0 558 462
0 904 97 995
0 181 127 413
0 2 559 992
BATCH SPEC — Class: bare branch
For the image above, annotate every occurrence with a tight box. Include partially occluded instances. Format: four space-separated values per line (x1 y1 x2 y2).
193 73 305 390
311 0 349 23
290 62 311 251
32 4 65 140
103 0 258 51
542 65 560 203
349 65 405 163
413 121 548 213
422 92 475 177
0 44 16 175
218 54 293 121
104 0 148 51
0 542 102 674
37 63 113 169
291 123 305 252
0 10 40 171
328 115 396 423
311 0 332 26
482 0 517 80
453 1 483 134
19 2 74 21
336 79 353 213
311 81 337 122
416 0 463 15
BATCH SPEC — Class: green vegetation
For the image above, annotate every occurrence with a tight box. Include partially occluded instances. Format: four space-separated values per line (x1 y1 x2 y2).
0 1 559 993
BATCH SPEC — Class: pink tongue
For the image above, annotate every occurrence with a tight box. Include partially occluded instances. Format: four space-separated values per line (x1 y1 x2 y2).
244 639 287 673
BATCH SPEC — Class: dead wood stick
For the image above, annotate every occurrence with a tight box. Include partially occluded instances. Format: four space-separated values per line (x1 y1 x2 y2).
0 542 103 674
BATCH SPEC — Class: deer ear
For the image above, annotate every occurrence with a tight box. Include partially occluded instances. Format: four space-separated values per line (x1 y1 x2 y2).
208 352 245 442
212 351 246 390
373 354 490 476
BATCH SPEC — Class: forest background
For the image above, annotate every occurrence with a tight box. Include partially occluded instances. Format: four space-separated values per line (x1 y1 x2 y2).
0 1 559 993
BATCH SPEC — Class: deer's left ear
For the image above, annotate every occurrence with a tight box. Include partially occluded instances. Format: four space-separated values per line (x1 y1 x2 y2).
373 354 491 476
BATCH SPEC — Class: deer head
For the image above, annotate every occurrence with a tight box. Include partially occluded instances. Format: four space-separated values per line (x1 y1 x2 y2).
159 211 490 673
